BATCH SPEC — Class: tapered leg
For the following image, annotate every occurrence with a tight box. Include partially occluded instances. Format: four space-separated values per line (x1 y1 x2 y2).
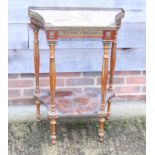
36 100 41 121
109 31 117 90
101 42 109 110
31 24 40 121
99 41 110 142
106 100 111 120
50 119 56 144
49 42 57 144
98 117 105 141
107 31 117 120
49 42 56 112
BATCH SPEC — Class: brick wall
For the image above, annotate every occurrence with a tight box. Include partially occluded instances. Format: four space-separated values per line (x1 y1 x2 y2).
8 71 146 105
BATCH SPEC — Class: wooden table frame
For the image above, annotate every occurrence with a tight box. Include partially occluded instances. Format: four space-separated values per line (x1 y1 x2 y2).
29 7 125 144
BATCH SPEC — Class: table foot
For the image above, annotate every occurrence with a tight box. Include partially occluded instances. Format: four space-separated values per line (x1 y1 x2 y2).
106 100 111 119
51 136 56 145
36 115 41 122
36 100 41 122
98 117 105 142
50 118 56 144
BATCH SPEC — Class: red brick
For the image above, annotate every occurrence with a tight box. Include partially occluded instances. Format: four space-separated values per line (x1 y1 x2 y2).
115 86 141 94
126 95 146 101
84 87 100 93
23 89 34 96
8 90 21 98
39 73 49 77
8 74 19 79
97 78 104 85
97 77 124 85
40 79 50 87
114 71 141 76
114 95 146 101
40 79 64 87
8 98 34 106
24 89 75 97
66 78 94 86
127 77 146 84
57 79 65 86
113 78 125 85
142 86 146 93
8 80 33 88
56 72 81 77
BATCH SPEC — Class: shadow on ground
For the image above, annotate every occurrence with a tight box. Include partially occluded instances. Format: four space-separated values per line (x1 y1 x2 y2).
8 117 145 155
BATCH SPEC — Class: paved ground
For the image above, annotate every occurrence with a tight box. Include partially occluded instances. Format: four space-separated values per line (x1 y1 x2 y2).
8 102 146 155
8 102 145 122
8 119 145 155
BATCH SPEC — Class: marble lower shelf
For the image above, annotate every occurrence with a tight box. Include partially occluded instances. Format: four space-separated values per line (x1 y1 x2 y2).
34 89 115 118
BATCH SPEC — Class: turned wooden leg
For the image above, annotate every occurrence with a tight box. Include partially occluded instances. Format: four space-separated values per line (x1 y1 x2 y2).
49 42 56 112
109 31 117 90
31 24 41 121
106 100 111 120
36 100 41 121
50 119 56 144
101 42 109 110
98 41 109 142
49 42 57 144
98 117 105 142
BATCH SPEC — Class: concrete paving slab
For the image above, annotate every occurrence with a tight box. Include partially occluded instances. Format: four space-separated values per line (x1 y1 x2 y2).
8 102 145 155
8 101 146 123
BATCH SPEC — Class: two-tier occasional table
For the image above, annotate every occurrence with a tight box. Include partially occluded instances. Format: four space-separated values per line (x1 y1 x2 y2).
28 7 125 144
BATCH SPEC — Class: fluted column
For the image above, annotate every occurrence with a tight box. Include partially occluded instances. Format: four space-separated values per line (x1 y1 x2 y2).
109 31 117 90
101 41 110 110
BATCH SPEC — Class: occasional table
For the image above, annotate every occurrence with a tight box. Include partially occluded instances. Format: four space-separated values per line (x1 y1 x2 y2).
28 7 125 144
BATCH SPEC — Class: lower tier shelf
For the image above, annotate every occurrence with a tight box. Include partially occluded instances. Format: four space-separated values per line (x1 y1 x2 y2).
34 89 115 118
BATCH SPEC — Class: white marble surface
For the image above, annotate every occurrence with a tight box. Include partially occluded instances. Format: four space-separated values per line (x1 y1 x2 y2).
34 10 121 27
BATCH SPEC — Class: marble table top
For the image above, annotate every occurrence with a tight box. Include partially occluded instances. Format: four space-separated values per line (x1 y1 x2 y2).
28 7 125 30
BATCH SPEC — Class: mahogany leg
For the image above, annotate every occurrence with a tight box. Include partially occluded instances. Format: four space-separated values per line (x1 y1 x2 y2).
50 119 56 144
98 117 105 142
35 100 40 121
106 100 111 120
106 31 117 120
101 42 109 110
99 41 109 141
49 42 56 112
109 31 117 90
31 24 41 121
49 42 57 144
